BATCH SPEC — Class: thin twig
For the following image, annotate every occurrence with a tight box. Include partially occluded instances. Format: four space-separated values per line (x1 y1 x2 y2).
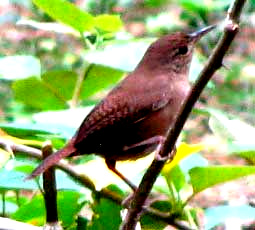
70 63 92 108
121 0 246 229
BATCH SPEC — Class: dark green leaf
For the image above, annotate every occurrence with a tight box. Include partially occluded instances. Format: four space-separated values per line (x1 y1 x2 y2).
88 187 122 230
141 201 169 229
11 191 84 227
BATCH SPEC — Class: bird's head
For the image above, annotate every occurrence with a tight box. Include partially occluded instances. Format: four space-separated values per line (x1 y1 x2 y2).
137 25 216 75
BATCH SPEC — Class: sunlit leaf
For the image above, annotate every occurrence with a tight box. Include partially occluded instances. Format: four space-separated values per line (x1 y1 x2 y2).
0 130 44 148
163 143 203 172
0 148 11 168
205 205 255 230
228 142 255 164
162 165 186 193
190 165 255 194
0 168 38 191
94 15 123 32
0 56 40 80
84 40 152 71
13 76 68 110
208 109 255 144
33 107 94 129
41 70 78 100
180 0 231 12
80 64 125 99
33 0 94 32
17 19 79 35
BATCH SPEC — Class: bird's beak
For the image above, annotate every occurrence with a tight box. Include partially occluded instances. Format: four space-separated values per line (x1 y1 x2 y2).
189 25 216 41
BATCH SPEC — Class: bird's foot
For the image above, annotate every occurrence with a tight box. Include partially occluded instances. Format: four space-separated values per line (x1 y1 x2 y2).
121 192 135 208
155 146 177 162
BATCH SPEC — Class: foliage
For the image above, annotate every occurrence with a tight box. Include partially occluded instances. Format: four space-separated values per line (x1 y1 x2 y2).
0 0 255 229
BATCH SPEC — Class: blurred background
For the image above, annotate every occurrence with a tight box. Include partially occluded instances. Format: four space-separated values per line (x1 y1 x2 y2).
0 0 255 229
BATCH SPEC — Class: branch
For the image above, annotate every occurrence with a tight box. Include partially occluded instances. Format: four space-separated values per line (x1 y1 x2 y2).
41 142 60 227
0 138 192 229
121 0 246 229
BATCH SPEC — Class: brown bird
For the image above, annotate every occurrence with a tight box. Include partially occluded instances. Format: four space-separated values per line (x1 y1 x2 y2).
27 25 215 189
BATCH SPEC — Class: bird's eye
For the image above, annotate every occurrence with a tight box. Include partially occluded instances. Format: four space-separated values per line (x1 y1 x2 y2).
177 46 188 55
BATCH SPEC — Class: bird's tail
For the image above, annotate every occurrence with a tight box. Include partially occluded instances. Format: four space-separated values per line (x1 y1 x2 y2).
26 144 76 180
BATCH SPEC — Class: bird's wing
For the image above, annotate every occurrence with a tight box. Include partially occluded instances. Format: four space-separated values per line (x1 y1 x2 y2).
74 85 170 145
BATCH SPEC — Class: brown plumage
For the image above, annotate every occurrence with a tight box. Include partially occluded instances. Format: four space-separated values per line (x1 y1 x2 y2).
27 25 215 188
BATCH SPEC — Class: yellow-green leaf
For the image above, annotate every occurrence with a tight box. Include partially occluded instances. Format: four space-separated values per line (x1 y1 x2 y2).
94 15 123 32
33 0 94 32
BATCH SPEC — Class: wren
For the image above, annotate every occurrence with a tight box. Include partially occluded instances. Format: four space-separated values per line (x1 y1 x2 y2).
27 25 215 189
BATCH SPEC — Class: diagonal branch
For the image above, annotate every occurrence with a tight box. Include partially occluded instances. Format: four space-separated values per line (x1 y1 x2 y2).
121 0 247 229
0 137 193 229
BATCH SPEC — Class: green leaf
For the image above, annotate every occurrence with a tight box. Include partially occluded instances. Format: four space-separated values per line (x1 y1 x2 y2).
33 107 93 129
57 191 85 228
0 158 85 191
140 200 169 229
88 198 121 229
88 187 122 230
11 191 84 227
228 142 255 164
208 109 255 144
94 15 123 32
84 40 152 71
11 194 45 225
80 64 124 99
190 166 255 194
41 70 78 100
0 167 38 191
33 0 94 32
180 0 231 12
0 122 74 139
13 70 80 111
162 165 186 193
13 66 123 110
0 200 19 215
0 56 40 80
205 205 255 230
13 76 67 110
17 19 78 34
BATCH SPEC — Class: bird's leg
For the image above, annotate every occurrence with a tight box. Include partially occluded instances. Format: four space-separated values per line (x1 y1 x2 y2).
105 159 137 191
106 136 166 191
